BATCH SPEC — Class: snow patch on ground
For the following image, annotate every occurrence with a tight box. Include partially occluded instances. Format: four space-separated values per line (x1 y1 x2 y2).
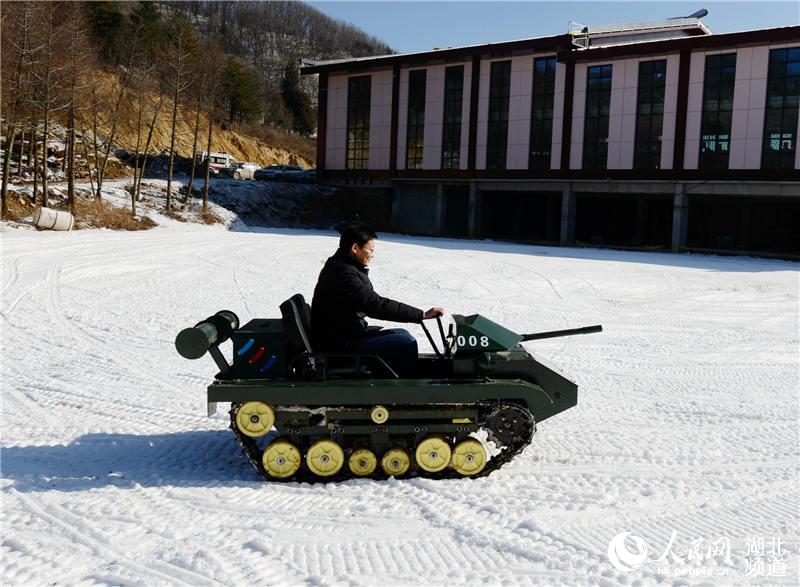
1 220 798 585
2 174 338 233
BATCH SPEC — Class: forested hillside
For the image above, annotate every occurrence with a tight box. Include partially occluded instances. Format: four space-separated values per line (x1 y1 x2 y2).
1 1 392 221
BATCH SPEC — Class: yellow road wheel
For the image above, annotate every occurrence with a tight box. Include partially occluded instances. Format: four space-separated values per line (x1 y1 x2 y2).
450 439 487 476
370 405 389 424
236 402 275 437
262 440 301 479
381 448 410 477
306 439 345 477
348 449 378 476
415 435 452 473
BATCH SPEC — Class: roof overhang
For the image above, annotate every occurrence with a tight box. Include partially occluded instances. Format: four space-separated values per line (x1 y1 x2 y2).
301 33 573 75
301 25 800 75
572 25 800 61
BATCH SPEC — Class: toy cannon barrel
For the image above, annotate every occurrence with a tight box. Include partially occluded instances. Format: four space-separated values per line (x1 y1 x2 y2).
521 324 603 342
175 310 240 359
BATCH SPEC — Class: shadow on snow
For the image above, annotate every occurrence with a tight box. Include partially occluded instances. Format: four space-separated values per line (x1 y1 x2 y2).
2 430 269 492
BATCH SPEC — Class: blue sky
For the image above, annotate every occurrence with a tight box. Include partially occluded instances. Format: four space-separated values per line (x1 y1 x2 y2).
308 1 800 54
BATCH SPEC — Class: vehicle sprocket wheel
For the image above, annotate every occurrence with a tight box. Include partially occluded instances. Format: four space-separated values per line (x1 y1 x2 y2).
348 448 378 476
486 405 531 445
306 439 345 477
450 439 487 476
262 439 301 478
235 402 275 437
381 448 410 477
370 405 389 424
415 435 452 473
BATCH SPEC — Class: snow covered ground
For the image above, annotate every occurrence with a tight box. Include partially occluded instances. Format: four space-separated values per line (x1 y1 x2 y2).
1 218 798 586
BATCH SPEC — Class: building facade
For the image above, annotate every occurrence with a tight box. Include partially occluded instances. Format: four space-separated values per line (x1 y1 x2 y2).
302 21 800 256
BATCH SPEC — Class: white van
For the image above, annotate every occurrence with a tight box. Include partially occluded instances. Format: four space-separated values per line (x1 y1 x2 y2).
195 151 233 174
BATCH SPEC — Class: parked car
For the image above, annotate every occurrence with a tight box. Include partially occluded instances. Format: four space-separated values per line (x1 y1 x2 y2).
220 162 261 180
254 165 286 181
278 165 305 179
288 168 317 184
254 164 306 181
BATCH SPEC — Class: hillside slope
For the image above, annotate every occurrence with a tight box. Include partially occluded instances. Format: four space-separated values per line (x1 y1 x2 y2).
92 69 315 168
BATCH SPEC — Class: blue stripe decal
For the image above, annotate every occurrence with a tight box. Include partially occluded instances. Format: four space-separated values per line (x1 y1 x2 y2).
237 338 255 356
260 355 277 373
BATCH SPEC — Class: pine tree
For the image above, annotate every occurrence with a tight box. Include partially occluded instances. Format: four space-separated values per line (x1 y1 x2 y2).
222 57 261 126
280 63 315 136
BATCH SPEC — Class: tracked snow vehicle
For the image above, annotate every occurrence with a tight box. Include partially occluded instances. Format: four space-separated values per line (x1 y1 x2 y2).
175 295 601 481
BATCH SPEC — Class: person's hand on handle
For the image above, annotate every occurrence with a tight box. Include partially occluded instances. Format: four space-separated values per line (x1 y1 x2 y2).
423 307 445 320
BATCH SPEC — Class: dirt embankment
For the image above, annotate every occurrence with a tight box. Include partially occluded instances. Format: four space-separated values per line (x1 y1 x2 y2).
92 69 314 168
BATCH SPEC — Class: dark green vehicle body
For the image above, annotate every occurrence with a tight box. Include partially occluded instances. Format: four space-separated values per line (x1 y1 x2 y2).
176 298 600 480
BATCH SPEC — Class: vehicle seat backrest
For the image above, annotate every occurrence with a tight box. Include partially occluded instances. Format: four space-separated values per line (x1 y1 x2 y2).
280 293 313 358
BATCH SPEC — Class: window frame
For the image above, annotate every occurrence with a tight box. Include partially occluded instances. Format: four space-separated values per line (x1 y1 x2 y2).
762 47 800 170
346 75 371 170
583 64 613 171
634 59 667 170
698 53 736 171
441 65 465 170
406 68 427 170
486 60 512 170
529 56 557 170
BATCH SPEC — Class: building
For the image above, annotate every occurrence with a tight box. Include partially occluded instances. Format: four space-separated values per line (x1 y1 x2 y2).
301 17 800 257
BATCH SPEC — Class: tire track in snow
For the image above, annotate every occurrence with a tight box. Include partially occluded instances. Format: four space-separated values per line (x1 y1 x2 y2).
45 263 185 396
2 254 21 297
11 491 219 586
396 480 598 577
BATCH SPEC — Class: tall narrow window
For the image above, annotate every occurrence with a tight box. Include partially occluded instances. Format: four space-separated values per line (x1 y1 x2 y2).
699 53 736 170
529 56 556 169
441 65 464 169
583 64 613 170
762 47 800 169
346 76 371 170
406 69 426 169
486 60 511 169
634 59 667 169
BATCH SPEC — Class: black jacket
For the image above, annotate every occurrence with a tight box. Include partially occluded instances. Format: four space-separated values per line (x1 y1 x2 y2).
311 249 423 351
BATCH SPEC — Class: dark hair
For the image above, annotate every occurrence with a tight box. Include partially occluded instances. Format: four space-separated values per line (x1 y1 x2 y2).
338 223 377 250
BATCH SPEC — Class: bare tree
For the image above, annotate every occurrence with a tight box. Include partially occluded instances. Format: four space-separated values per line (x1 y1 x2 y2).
164 14 195 211
130 62 156 216
64 2 89 215
78 113 96 197
90 26 140 202
30 0 67 208
185 78 205 202
202 38 225 211
134 88 165 205
1 2 38 219
29 119 37 199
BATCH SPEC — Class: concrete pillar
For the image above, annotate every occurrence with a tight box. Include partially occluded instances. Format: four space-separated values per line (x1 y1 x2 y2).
390 182 402 230
560 186 576 244
671 185 688 252
635 199 647 245
435 183 445 235
740 199 752 250
468 182 480 238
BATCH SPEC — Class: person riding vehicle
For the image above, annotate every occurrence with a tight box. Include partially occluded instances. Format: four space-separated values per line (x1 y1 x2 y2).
311 223 443 376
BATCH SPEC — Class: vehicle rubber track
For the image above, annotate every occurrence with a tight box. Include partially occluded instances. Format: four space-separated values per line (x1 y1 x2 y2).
228 402 535 482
